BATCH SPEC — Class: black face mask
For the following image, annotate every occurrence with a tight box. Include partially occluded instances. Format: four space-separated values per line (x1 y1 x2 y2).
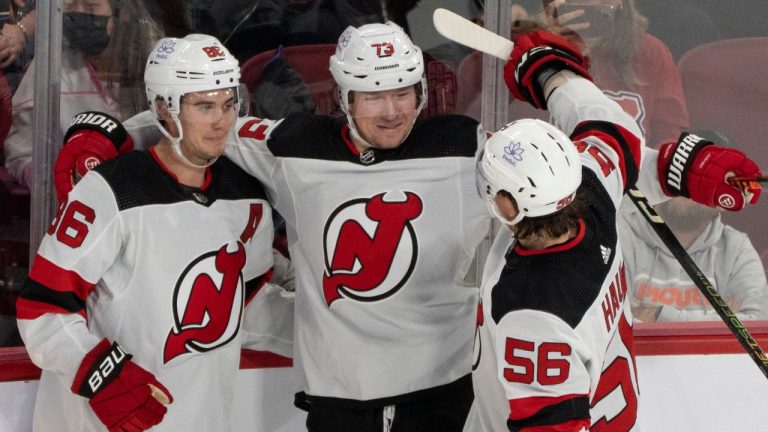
63 12 111 56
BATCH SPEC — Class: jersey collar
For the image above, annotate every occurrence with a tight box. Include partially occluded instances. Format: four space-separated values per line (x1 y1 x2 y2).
513 218 587 256
149 146 213 190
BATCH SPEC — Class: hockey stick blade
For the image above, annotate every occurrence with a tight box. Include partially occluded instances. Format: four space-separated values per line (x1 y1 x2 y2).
433 8 514 60
627 187 768 379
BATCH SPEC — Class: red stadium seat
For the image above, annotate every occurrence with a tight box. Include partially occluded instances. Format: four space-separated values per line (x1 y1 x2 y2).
240 44 339 116
677 37 768 254
423 56 457 117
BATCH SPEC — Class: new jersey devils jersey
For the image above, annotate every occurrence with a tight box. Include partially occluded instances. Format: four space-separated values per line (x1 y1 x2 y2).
464 79 643 432
225 113 490 402
16 149 291 432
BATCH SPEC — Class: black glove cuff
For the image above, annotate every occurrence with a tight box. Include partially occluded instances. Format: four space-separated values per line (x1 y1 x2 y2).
519 47 584 108
534 65 564 103
663 132 714 197
64 111 128 146
76 341 133 398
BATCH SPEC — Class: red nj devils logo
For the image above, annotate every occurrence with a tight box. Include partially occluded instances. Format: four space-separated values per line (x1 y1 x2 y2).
163 242 246 363
322 192 423 306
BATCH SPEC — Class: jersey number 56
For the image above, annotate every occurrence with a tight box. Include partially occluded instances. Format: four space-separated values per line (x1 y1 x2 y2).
504 338 571 385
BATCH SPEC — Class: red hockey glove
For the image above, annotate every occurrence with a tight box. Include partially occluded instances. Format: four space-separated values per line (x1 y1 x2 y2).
54 111 133 204
72 339 173 432
658 132 762 211
503 30 591 109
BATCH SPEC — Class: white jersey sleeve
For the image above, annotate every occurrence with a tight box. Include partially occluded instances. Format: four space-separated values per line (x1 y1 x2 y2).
17 172 123 378
227 116 284 203
122 110 163 149
494 310 592 432
547 76 644 207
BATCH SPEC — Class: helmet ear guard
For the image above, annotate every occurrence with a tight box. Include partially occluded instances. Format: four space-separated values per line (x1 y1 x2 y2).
477 119 582 225
144 34 241 168
329 22 428 148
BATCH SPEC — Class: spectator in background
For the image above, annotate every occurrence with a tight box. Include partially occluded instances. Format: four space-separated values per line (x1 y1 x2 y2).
541 0 690 148
0 0 35 74
635 0 721 60
620 196 768 322
3 0 162 189
178 0 422 62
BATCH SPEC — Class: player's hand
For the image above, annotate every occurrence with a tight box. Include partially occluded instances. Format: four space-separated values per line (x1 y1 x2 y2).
54 111 133 204
503 30 591 109
72 339 173 431
657 132 762 211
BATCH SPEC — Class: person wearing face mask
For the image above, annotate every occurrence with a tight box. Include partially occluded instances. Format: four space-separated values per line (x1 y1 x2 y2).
2 0 163 190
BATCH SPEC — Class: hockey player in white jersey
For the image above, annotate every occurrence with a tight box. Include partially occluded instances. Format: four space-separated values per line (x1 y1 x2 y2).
60 22 490 432
464 30 761 432
52 24 761 432
16 34 293 432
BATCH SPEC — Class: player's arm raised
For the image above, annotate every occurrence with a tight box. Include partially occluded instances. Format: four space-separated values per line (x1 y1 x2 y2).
503 30 643 204
503 30 762 211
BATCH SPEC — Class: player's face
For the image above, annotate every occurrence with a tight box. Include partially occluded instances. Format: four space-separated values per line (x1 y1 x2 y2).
656 196 718 233
177 88 237 165
349 86 418 150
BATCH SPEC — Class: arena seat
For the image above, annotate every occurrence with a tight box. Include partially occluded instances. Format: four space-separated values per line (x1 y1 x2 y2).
422 55 457 118
240 44 339 117
677 37 768 255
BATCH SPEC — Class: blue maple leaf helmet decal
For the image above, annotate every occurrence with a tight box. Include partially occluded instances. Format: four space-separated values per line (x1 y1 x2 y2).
503 140 525 162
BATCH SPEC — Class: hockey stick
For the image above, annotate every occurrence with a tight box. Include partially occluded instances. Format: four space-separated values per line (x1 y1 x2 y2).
626 189 768 379
433 8 768 379
732 175 768 183
729 176 768 190
433 8 514 60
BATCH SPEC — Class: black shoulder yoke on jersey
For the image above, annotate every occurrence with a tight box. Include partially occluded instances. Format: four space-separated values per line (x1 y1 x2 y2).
266 112 480 164
94 151 268 211
491 168 618 328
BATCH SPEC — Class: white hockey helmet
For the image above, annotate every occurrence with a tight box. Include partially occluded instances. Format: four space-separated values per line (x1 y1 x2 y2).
477 119 582 225
329 22 427 148
145 34 241 167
